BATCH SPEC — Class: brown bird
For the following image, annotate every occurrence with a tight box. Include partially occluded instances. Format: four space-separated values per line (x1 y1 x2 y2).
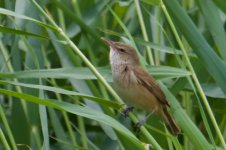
101 38 181 135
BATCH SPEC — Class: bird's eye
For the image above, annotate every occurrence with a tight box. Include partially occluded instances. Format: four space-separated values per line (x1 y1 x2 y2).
118 49 125 53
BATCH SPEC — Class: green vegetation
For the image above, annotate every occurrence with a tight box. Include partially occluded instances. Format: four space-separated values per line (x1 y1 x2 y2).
0 0 226 149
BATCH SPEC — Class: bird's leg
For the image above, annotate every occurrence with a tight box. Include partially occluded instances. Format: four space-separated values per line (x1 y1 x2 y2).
121 106 134 118
134 108 156 132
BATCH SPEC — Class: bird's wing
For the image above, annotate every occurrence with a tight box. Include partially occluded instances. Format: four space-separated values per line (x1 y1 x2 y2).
133 66 170 107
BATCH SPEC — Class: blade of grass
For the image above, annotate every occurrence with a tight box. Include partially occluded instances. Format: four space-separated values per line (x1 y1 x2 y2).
50 79 78 147
31 127 42 150
0 128 11 150
0 105 17 150
162 0 226 148
134 0 154 65
39 90 50 150
212 0 226 14
0 88 142 148
0 66 191 81
0 25 48 39
0 80 121 109
0 39 29 122
0 8 57 31
197 0 226 60
48 108 72 149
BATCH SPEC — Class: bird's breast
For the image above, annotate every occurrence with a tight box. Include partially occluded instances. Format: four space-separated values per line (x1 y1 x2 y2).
111 64 137 88
111 65 161 112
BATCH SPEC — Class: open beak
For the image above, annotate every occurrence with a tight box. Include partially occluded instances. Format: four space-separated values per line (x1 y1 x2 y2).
101 37 115 49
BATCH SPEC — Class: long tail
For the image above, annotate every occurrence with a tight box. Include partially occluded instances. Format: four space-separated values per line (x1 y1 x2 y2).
161 107 181 135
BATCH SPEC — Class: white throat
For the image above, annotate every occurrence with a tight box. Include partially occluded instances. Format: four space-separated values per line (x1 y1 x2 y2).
110 47 129 65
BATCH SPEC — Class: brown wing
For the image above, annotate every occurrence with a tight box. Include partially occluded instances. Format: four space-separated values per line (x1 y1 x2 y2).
133 66 170 107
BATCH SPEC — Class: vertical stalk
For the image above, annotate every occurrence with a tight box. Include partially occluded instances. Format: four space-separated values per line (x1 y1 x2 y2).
56 0 66 30
78 116 88 148
32 126 42 150
50 79 78 147
0 41 27 116
161 2 226 149
152 7 162 65
0 105 17 150
0 128 11 150
134 0 154 65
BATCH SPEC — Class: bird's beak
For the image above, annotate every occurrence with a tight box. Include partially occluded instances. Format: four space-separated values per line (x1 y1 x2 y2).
101 37 116 49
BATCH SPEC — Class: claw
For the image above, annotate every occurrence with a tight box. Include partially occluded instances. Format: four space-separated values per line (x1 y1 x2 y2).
134 120 145 132
121 106 134 118
134 109 156 132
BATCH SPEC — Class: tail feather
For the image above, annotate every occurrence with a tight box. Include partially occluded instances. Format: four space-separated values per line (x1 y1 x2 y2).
162 107 181 135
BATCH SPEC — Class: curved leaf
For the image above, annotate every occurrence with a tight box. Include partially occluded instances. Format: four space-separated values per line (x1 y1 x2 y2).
0 80 121 109
0 88 142 148
0 8 57 31
0 66 190 81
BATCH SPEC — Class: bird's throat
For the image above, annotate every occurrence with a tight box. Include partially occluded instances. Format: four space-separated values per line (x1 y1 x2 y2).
111 64 128 81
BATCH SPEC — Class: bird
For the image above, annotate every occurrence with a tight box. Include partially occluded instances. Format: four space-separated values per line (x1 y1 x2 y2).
101 38 181 135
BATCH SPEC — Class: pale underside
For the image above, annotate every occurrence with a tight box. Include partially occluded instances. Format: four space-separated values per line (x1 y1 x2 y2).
112 64 162 113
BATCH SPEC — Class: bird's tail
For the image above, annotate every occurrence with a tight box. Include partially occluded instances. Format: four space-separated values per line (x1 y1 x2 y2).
161 107 181 135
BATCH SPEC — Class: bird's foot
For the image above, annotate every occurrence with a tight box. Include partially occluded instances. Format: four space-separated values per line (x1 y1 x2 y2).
134 119 146 132
121 106 134 118
134 110 156 131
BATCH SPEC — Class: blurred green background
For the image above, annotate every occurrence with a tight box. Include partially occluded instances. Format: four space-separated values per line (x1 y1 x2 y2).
0 0 226 149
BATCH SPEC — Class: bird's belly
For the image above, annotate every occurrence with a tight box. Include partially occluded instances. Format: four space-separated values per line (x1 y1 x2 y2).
115 83 160 112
